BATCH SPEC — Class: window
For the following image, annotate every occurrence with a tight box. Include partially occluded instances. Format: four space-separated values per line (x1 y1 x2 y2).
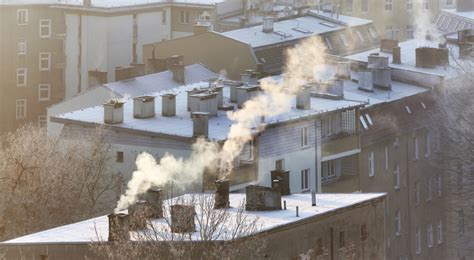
361 224 368 241
162 10 167 24
394 164 400 189
425 131 431 157
116 151 124 163
339 231 345 248
301 169 309 191
340 34 349 47
315 238 323 256
406 0 413 10
414 181 420 204
322 113 341 137
39 19 51 38
18 39 26 55
356 30 365 43
406 25 414 39
427 178 432 201
437 174 442 197
16 99 27 119
368 151 375 177
446 0 453 5
364 114 373 125
420 102 426 109
38 84 50 101
437 220 443 244
39 52 51 71
275 159 284 170
423 0 430 10
395 210 401 235
414 137 419 160
368 27 378 39
405 105 412 114
179 10 190 24
385 25 394 39
17 68 27 86
416 227 421 254
458 209 464 236
427 224 433 248
324 37 334 50
361 0 369 12
385 146 389 171
360 115 368 130
301 126 309 147
322 160 336 181
345 0 353 13
17 9 28 25
385 0 393 11
38 115 47 128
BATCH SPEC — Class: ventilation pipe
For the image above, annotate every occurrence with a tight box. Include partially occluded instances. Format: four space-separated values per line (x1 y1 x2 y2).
296 85 311 110
108 213 129 242
161 93 176 117
214 179 230 209
262 17 274 33
271 170 291 195
192 112 210 138
392 47 401 64
133 96 155 119
103 100 124 124
170 205 195 233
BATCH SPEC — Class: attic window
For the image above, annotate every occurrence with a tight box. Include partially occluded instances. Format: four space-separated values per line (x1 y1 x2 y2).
359 115 369 130
320 22 336 28
368 27 378 39
261 57 266 63
356 31 365 43
421 102 426 109
273 31 292 38
292 27 312 34
365 113 373 125
405 105 412 114
325 37 334 50
340 34 349 47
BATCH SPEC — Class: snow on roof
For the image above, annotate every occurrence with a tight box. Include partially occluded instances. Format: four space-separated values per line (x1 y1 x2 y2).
0 0 225 7
442 8 474 21
105 63 218 98
344 39 468 80
3 193 385 244
221 12 372 48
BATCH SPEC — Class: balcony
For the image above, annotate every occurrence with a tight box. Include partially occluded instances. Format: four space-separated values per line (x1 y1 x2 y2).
322 133 359 159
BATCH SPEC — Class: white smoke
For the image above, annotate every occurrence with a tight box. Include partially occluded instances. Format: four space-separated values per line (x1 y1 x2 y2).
412 0 444 45
115 36 328 211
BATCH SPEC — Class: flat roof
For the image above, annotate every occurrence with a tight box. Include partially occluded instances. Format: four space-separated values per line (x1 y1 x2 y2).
104 63 218 98
344 39 469 80
221 11 372 48
52 79 364 141
3 192 385 244
0 0 225 8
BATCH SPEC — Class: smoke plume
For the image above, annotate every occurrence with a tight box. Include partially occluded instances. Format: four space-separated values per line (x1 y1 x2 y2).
413 0 443 44
115 36 328 211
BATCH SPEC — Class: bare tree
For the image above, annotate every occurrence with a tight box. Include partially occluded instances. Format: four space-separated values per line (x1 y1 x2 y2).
91 194 267 260
0 125 122 241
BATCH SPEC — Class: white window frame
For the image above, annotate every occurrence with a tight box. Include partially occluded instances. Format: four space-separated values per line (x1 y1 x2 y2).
437 174 442 197
368 27 378 39
416 227 421 254
39 52 51 71
405 105 412 114
423 0 430 10
394 164 400 189
406 0 413 11
427 224 433 248
15 99 27 119
425 131 431 158
17 9 28 25
324 37 334 50
385 146 389 171
415 181 420 204
345 0 353 13
437 220 443 244
406 25 414 39
301 126 309 148
39 19 51 38
427 177 432 201
38 115 47 128
18 39 27 55
322 160 337 181
414 137 419 160
275 159 285 171
385 0 393 11
364 113 373 125
360 116 368 130
368 151 375 177
340 34 349 47
179 10 190 24
301 169 310 191
38 84 51 101
395 210 401 236
17 68 27 87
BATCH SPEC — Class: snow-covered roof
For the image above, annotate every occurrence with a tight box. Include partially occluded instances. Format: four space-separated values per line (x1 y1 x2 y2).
344 39 468 80
442 8 474 21
0 0 225 7
52 80 364 141
104 63 218 98
3 193 385 244
221 11 372 48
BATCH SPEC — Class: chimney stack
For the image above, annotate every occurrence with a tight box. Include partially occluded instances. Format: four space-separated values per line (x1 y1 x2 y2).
237 85 260 109
192 112 210 138
262 17 274 33
128 200 150 231
161 94 177 117
380 39 399 53
372 68 392 90
368 53 389 69
103 100 124 124
296 85 311 110
147 57 167 74
392 47 401 64
108 213 129 242
143 188 163 218
189 92 218 116
131 63 146 77
271 170 291 195
170 205 195 233
133 96 155 119
115 66 134 81
245 185 282 211
166 55 184 70
225 81 243 103
358 70 374 92
328 79 344 98
214 179 230 209
172 62 185 84
335 62 351 80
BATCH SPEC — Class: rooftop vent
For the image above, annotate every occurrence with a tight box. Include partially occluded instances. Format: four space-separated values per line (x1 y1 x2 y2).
380 39 399 53
296 85 311 110
372 68 392 90
262 17 274 33
192 112 210 138
143 188 163 218
214 179 230 209
108 213 129 242
103 99 124 124
335 62 351 80
171 62 185 84
187 88 208 111
240 69 259 85
128 200 150 231
368 53 389 69
245 185 282 211
358 70 374 92
133 96 155 119
170 205 195 233
271 170 290 195
161 93 177 117
225 81 244 103
189 92 218 116
115 66 134 81
237 85 260 109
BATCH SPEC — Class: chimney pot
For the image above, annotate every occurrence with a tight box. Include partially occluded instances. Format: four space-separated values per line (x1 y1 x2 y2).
133 96 155 119
103 100 124 124
335 62 351 80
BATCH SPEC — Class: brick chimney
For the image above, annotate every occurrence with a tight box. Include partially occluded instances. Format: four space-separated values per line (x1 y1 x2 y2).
392 47 401 64
214 179 230 209
143 188 163 218
171 62 185 84
128 200 150 231
161 93 176 117
133 96 155 119
245 185 282 211
115 66 134 81
271 170 291 195
108 213 129 242
170 205 195 233
192 112 210 138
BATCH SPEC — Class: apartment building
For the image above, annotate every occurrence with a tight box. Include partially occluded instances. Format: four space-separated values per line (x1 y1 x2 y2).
436 0 474 33
1 190 386 259
323 0 440 41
